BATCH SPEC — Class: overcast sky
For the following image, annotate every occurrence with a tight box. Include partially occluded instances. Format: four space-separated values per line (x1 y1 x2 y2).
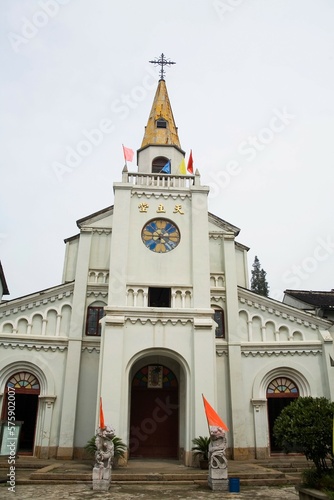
1 0 333 301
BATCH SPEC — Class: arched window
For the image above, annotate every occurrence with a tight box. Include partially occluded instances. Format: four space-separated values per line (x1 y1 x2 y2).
7 372 40 393
152 156 169 174
267 377 299 398
132 365 178 389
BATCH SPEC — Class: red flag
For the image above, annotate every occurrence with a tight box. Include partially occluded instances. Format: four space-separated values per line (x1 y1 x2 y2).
99 397 105 429
122 145 134 162
202 395 229 431
187 150 193 174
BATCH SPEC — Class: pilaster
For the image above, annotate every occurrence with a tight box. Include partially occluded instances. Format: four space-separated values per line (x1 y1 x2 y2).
223 234 247 458
97 313 126 441
190 182 210 308
319 330 334 399
251 399 268 459
108 184 132 306
57 230 92 458
37 395 57 459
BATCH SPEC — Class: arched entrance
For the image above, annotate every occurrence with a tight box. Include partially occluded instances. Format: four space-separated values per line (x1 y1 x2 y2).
1 372 40 454
267 377 299 453
129 365 179 458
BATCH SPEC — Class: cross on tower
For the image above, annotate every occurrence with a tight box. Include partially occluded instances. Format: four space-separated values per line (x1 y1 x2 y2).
149 53 176 81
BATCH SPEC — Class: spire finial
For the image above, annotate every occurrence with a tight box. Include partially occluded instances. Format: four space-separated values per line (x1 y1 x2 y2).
149 53 176 81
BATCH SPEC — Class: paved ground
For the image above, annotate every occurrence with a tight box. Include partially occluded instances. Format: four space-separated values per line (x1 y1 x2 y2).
0 456 305 498
0 483 299 499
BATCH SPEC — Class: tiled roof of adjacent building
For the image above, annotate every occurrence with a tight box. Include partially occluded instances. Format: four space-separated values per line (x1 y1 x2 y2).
284 289 334 308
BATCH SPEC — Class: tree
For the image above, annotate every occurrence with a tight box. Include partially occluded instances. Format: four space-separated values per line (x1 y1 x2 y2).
273 397 334 474
250 256 269 297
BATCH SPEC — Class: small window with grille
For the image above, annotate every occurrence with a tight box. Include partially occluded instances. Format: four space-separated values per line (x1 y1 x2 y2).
156 119 167 128
214 309 225 338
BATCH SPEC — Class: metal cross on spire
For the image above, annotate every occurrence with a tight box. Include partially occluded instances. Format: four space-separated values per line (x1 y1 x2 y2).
149 53 176 81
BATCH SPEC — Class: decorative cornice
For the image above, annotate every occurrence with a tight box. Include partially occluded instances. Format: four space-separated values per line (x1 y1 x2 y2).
216 347 228 357
0 341 68 352
82 345 100 353
0 284 74 317
86 290 108 298
80 227 111 235
242 348 322 358
209 232 224 240
103 307 216 327
238 288 331 330
132 191 190 200
126 317 192 326
211 294 226 302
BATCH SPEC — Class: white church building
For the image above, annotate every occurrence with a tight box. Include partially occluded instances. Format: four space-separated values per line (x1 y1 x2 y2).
1 68 333 464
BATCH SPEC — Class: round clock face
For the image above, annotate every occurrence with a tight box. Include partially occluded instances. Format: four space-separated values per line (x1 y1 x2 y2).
141 219 180 253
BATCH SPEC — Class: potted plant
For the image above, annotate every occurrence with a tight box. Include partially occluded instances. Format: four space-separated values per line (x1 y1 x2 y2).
192 436 210 469
85 434 127 469
273 397 334 499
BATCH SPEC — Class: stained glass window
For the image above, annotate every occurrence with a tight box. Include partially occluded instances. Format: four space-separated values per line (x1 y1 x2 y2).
132 365 178 389
267 377 299 397
7 372 40 391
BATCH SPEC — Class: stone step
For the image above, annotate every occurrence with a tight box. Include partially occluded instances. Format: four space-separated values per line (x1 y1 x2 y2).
25 469 301 486
14 476 301 487
29 470 286 481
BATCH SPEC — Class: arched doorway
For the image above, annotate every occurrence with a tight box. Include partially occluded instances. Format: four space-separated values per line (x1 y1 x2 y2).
1 372 40 454
267 377 299 453
129 365 179 458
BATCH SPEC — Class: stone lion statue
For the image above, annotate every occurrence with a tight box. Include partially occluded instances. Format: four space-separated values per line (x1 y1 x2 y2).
94 425 115 469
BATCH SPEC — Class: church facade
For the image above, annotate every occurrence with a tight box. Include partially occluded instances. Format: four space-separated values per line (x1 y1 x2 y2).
0 74 333 464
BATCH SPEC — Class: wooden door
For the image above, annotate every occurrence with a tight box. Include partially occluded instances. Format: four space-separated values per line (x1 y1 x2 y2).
129 365 179 458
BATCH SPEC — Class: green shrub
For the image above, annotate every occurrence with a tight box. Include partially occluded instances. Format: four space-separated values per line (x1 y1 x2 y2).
84 435 127 460
191 436 210 461
273 397 334 474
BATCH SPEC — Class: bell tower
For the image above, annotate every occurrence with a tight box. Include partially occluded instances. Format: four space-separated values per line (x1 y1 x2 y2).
98 55 217 465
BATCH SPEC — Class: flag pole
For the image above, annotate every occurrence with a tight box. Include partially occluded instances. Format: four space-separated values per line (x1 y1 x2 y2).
202 393 211 436
122 144 127 168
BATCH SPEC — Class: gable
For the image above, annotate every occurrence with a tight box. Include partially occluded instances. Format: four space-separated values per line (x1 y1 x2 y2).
76 205 114 229
208 212 240 236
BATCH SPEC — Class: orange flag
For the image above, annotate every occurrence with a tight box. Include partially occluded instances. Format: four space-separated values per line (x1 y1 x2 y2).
99 397 105 429
202 394 229 431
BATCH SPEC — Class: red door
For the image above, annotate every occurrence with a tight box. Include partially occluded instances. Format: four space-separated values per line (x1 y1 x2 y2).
129 366 179 458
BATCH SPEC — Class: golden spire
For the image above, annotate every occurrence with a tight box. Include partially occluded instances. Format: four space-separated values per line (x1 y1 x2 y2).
141 78 181 149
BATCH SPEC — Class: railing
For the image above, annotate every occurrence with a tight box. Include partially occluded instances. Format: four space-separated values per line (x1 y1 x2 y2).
123 171 196 188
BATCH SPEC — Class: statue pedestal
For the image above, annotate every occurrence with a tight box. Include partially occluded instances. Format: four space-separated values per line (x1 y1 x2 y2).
92 466 111 491
208 464 228 491
208 476 228 491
